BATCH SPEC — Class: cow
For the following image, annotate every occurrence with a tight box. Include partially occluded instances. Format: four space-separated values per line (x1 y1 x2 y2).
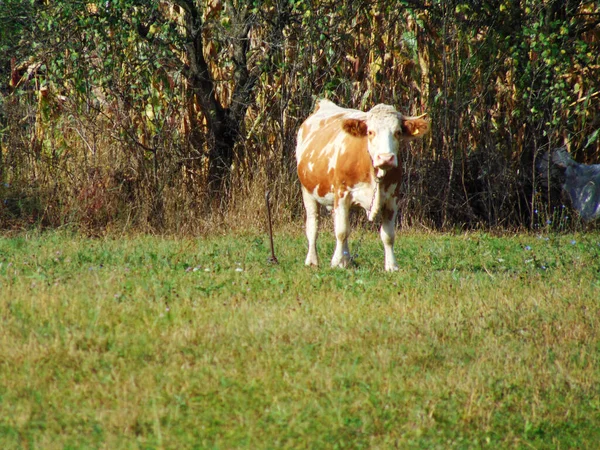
296 99 430 271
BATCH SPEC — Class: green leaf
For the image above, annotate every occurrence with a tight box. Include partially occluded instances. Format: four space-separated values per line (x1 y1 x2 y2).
584 129 600 149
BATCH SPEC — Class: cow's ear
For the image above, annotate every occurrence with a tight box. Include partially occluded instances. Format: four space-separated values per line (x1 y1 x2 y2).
400 114 430 138
342 119 368 137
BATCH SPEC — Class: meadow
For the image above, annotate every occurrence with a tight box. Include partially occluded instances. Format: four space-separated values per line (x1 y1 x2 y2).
1 229 599 449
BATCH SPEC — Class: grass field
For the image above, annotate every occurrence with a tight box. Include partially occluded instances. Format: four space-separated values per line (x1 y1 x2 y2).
1 229 600 449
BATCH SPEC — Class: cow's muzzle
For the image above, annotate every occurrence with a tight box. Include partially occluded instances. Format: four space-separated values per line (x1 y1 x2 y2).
373 153 397 170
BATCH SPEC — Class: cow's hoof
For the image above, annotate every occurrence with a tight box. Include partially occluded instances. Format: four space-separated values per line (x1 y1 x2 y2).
331 257 351 269
305 255 319 266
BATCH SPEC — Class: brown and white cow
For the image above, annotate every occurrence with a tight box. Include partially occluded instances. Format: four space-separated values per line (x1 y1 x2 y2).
296 99 430 271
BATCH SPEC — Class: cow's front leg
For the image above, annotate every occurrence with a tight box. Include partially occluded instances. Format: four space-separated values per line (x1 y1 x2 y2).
380 207 399 271
331 196 351 268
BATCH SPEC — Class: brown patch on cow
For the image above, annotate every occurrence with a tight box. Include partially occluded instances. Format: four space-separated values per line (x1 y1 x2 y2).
380 166 403 189
298 157 333 198
385 208 396 222
334 134 373 188
401 118 430 138
342 119 368 138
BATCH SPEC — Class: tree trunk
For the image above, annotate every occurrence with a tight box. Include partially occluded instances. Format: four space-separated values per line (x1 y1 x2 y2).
179 1 255 196
206 110 238 194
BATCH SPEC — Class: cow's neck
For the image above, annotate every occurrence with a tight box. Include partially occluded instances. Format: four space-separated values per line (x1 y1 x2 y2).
367 179 383 221
367 166 401 221
367 167 389 221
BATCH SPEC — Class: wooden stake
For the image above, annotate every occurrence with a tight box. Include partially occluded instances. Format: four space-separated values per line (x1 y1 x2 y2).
265 190 278 264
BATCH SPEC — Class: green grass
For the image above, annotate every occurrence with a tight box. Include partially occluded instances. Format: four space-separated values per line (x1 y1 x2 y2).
1 229 600 449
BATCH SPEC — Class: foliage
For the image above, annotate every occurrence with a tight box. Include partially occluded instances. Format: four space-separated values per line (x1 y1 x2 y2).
1 231 600 447
1 0 599 231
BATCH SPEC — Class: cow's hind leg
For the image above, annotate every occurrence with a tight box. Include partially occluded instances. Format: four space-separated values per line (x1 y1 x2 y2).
331 196 351 268
302 187 319 266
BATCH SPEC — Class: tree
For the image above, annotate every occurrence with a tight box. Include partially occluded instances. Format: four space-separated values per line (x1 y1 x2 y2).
168 0 291 193
23 0 291 194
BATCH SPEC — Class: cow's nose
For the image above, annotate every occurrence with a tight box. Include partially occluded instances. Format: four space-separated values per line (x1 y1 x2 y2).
374 153 396 168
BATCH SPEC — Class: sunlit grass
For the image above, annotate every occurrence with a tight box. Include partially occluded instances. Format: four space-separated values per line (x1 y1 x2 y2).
1 230 599 448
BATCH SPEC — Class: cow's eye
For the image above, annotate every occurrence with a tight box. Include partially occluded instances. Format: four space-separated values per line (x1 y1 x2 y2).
368 130 375 137
394 130 402 139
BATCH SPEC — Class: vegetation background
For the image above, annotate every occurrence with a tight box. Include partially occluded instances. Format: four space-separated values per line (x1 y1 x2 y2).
2 3 600 447
1 0 600 233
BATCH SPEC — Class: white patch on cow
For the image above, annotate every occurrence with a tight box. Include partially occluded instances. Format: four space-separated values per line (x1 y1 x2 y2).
327 132 348 171
331 195 352 268
296 143 307 161
327 155 337 172
301 186 319 266
322 141 336 155
383 183 398 198
349 182 376 211
364 105 403 170
307 162 314 172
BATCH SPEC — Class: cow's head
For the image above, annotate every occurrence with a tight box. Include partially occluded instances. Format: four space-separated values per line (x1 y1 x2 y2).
342 104 430 177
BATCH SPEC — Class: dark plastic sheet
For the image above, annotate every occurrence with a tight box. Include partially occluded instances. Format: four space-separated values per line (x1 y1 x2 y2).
539 148 600 222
